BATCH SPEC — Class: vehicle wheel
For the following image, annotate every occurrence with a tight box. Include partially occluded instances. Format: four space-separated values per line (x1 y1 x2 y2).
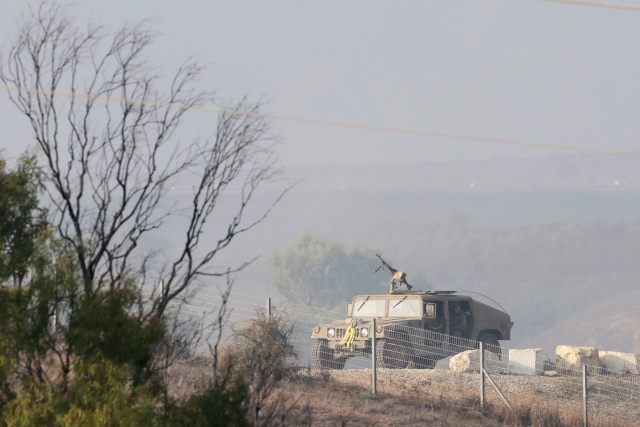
376 339 409 369
477 334 501 359
312 339 343 369
334 356 347 370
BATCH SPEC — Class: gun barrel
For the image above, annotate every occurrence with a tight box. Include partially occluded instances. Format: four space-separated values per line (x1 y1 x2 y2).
376 254 397 273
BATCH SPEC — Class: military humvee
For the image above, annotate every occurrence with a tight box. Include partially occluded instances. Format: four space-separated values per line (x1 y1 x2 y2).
310 256 513 369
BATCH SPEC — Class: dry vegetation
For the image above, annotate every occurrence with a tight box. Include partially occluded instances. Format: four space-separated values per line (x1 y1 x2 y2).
158 305 638 426
164 357 637 426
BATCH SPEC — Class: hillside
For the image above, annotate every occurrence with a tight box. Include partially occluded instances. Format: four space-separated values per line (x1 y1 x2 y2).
148 154 640 356
531 291 640 354
280 153 640 191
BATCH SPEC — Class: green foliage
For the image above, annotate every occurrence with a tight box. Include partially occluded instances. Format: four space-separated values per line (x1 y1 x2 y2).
0 1 282 421
166 375 250 427
0 153 46 285
3 357 158 427
0 150 263 426
0 160 166 412
0 239 166 386
269 232 381 309
68 286 166 384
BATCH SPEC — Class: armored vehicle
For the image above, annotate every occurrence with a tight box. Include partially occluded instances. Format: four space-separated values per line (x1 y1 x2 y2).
310 256 513 369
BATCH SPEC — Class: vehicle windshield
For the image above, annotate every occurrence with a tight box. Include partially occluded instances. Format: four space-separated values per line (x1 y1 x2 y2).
388 298 422 317
352 298 385 318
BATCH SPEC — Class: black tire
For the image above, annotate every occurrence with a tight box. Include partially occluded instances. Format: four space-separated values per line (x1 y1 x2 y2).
311 339 344 369
334 356 347 370
477 334 501 359
376 339 409 369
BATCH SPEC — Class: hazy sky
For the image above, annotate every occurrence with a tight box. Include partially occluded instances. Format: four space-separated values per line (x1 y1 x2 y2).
1 0 640 166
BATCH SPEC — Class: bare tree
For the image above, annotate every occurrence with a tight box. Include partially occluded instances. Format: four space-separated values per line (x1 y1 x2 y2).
0 2 283 316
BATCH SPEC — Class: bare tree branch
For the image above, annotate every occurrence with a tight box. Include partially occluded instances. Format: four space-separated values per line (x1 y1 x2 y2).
1 2 285 314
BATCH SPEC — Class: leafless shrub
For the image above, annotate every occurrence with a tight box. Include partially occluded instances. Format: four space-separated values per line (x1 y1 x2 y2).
220 308 297 425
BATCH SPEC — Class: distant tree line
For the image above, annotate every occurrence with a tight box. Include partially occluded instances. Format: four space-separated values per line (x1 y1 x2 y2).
268 232 385 311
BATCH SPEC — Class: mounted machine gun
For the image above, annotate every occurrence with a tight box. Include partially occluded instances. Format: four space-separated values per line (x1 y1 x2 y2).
375 254 413 292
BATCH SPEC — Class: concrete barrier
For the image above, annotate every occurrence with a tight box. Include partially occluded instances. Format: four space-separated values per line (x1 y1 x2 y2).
509 348 545 375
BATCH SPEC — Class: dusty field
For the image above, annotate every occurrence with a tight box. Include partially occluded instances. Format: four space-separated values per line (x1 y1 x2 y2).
164 359 639 426
323 369 639 425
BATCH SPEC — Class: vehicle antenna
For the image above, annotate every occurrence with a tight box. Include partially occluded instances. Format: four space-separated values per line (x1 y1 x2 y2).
457 290 510 315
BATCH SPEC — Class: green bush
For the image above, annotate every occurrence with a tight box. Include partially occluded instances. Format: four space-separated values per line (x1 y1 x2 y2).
68 286 166 384
165 374 250 427
3 357 158 426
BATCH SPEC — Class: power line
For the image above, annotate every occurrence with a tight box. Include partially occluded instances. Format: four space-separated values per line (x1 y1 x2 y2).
255 110 640 158
538 0 640 11
2 84 639 158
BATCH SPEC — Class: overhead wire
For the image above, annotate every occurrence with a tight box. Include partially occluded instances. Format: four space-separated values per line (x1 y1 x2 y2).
2 1 640 159
538 0 640 11
1 84 639 158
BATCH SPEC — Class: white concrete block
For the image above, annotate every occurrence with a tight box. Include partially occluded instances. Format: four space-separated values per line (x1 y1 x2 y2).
508 348 545 375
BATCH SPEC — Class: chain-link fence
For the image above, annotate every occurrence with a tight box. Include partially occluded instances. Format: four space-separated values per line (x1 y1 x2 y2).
167 290 640 421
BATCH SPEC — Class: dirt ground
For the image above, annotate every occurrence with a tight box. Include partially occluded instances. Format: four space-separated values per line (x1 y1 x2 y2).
164 359 638 426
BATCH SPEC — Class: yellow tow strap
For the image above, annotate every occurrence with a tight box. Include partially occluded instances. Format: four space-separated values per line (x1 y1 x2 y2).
339 326 356 351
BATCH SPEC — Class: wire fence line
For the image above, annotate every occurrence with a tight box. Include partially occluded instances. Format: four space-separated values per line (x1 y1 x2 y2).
158 290 640 418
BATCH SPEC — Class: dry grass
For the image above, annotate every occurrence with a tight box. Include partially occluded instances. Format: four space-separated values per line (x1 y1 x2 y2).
163 355 214 401
164 358 637 426
274 373 491 426
288 374 636 426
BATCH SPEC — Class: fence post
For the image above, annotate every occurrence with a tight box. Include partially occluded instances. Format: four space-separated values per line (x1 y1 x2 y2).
480 341 485 408
583 364 589 427
371 318 377 395
266 297 272 319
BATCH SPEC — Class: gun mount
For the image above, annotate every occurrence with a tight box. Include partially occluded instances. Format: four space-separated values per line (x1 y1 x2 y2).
375 254 413 293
